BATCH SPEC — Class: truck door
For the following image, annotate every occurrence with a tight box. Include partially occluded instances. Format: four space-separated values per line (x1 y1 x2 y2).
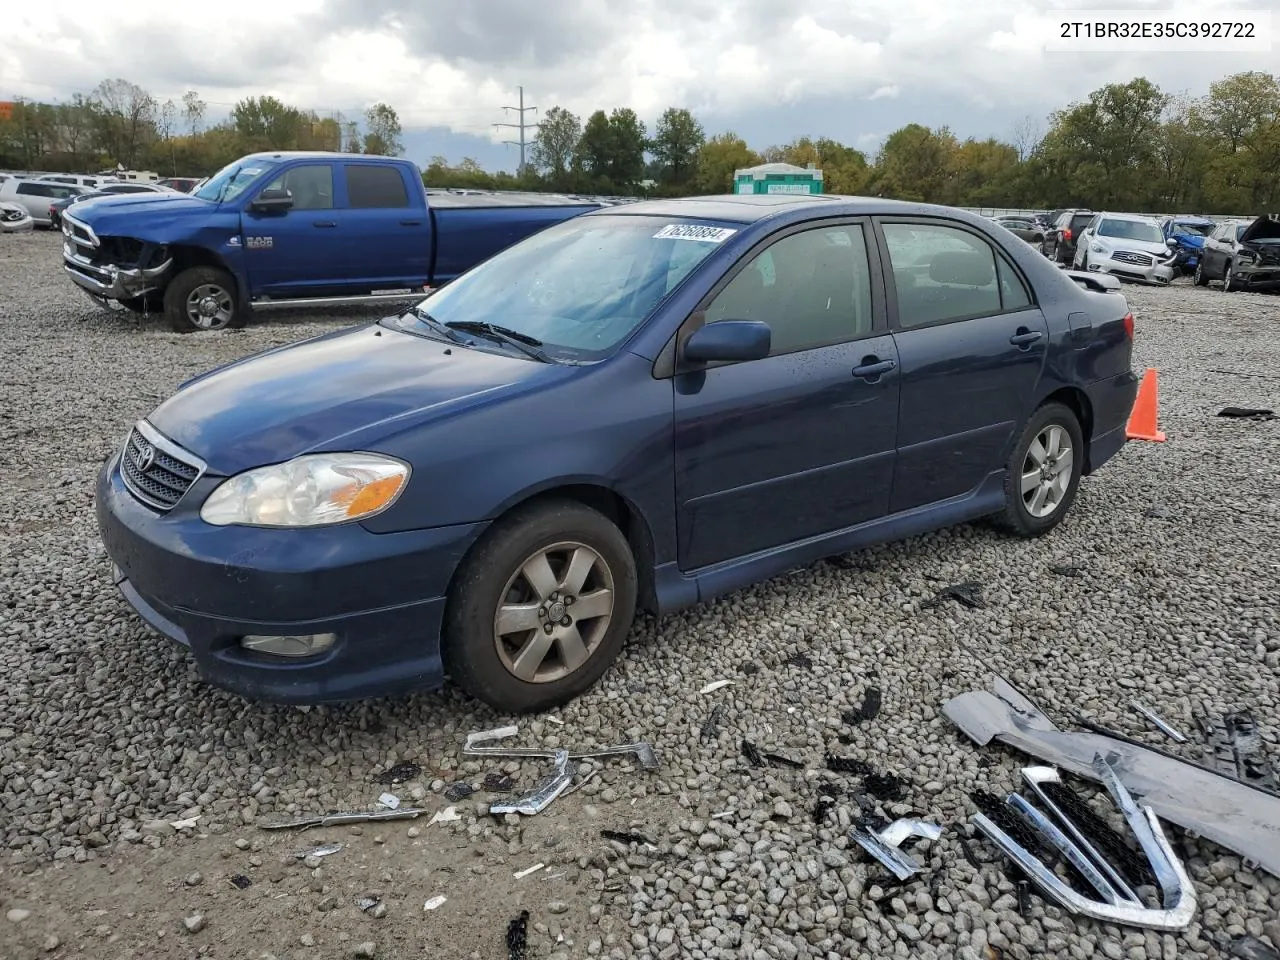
240 161 347 297
336 162 431 289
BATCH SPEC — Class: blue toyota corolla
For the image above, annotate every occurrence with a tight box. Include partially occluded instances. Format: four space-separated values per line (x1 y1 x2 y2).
96 195 1140 712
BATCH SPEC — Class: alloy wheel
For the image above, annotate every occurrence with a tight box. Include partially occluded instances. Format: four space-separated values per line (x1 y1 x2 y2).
1020 424 1074 519
185 283 235 330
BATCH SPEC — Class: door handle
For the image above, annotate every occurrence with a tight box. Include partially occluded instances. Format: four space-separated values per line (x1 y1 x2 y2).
313 220 337 228
399 219 422 226
1009 329 1043 348
852 357 895 379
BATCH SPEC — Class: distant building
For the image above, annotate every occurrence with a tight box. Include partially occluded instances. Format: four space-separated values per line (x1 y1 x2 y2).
733 161 823 195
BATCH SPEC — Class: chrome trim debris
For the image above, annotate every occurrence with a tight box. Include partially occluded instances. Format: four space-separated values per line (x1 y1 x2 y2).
463 725 658 769
488 750 575 816
257 808 430 830
850 818 942 880
1130 701 1189 743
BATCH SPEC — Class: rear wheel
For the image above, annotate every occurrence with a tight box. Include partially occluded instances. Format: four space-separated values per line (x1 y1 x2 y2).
162 266 247 333
993 402 1084 538
442 499 638 713
1193 261 1208 286
1222 263 1236 292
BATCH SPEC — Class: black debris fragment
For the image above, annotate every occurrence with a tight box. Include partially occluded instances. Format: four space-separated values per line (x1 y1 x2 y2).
700 704 726 743
444 782 476 802
922 581 985 610
1228 935 1280 960
482 773 516 793
1049 564 1084 577
601 829 655 846
763 752 804 769
229 874 252 889
843 686 882 724
957 834 985 869
813 796 836 825
1039 777 1158 888
863 773 907 802
740 662 759 675
1218 406 1276 421
783 653 814 669
506 909 530 960
741 740 765 767
825 753 873 775
373 762 421 785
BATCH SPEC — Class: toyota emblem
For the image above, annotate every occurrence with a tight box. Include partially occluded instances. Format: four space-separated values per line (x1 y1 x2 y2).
135 441 155 472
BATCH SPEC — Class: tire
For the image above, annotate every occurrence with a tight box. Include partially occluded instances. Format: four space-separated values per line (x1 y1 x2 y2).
162 266 246 333
442 499 638 713
992 402 1085 538
1222 263 1235 292
1193 261 1208 286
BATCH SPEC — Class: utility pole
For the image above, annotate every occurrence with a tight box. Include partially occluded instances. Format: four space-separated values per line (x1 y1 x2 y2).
494 86 539 178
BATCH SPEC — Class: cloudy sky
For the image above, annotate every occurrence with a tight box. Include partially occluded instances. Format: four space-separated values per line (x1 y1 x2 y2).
3 0 1274 171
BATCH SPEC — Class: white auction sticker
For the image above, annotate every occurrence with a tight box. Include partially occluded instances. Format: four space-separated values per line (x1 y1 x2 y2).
653 224 738 243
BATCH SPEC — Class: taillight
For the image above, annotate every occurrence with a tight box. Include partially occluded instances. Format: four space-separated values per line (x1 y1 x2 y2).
1063 228 1073 242
1122 312 1134 340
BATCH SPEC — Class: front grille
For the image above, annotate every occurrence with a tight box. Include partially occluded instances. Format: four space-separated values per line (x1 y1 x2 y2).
119 424 204 511
1112 251 1154 266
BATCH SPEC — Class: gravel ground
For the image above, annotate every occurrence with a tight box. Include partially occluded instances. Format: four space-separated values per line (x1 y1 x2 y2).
2 228 1280 960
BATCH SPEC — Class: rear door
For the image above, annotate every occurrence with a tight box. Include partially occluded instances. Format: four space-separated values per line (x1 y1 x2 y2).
338 162 431 288
876 217 1048 514
240 161 344 296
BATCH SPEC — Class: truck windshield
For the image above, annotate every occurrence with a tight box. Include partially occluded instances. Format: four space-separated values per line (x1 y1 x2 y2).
399 214 735 362
193 160 277 203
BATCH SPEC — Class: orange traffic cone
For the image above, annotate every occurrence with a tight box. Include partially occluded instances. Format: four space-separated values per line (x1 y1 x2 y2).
1126 368 1166 442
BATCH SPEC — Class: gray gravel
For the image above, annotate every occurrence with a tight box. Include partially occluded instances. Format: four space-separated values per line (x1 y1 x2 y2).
2 229 1280 959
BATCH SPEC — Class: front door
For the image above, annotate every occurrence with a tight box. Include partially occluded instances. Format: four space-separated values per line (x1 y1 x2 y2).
241 161 344 296
672 220 900 571
876 218 1049 514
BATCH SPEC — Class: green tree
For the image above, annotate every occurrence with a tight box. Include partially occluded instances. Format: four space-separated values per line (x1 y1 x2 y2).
575 110 615 188
694 132 759 192
651 107 705 192
869 124 959 202
949 138 1020 206
231 95 305 150
91 78 157 167
607 108 647 188
363 102 403 155
529 106 581 187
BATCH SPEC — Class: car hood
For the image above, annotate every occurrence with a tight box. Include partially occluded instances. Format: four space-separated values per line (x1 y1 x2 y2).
66 193 211 236
1167 230 1207 249
1098 236 1172 255
147 323 560 476
1240 215 1280 245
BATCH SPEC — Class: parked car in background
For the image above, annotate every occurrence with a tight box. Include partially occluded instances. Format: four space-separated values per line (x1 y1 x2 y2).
0 178 89 228
1041 209 1094 263
1 201 35 232
1160 215 1215 275
62 151 605 332
1072 212 1179 285
157 177 202 193
991 216 1045 244
36 173 121 190
96 194 1139 711
1195 216 1280 292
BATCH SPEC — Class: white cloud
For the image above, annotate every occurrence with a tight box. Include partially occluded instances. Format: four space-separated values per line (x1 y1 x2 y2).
3 0 1274 147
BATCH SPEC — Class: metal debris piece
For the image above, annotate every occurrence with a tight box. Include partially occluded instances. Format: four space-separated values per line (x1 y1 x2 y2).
506 909 530 960
374 762 421 785
1130 701 1189 743
258 808 430 830
423 895 447 911
971 755 1197 931
463 725 658 770
444 782 475 802
944 677 1280 878
512 863 545 880
699 679 735 695
741 740 765 767
228 874 252 889
922 581 985 610
700 704 726 743
376 792 400 810
429 806 462 825
488 751 575 816
292 842 342 860
851 818 943 880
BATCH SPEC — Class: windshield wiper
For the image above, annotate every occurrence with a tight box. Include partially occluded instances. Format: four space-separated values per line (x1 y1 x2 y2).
405 305 469 344
444 321 555 363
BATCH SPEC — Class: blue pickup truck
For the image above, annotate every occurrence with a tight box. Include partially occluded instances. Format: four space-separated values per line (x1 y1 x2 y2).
60 151 604 332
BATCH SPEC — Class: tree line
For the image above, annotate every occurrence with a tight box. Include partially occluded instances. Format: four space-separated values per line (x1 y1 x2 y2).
0 79 404 177
4 71 1278 213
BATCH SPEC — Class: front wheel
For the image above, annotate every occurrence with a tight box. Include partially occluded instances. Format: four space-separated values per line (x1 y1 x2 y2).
992 402 1085 538
1193 261 1208 286
1222 263 1236 292
162 266 247 333
442 499 638 713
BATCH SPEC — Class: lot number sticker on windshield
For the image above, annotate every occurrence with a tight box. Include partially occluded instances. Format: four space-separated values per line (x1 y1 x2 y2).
653 224 738 243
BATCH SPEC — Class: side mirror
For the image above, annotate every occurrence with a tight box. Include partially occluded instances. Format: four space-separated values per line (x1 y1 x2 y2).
682 319 771 364
1166 238 1178 248
251 187 293 211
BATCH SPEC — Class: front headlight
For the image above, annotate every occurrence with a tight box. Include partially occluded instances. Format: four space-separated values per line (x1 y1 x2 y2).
200 452 410 527
1090 243 1106 254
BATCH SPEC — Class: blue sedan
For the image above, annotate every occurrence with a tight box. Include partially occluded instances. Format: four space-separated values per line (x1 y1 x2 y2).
96 194 1140 712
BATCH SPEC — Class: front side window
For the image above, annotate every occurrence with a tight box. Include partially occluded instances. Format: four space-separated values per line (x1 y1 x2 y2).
882 222 1004 328
262 164 333 210
704 224 874 354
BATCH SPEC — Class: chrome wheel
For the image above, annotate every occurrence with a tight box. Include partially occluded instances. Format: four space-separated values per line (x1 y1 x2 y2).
185 283 234 329
494 541 615 684
1020 424 1074 519
1223 266 1234 292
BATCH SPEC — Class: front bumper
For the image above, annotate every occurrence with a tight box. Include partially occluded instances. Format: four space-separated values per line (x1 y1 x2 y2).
1 216 34 233
1085 253 1176 286
63 246 172 301
1229 262 1280 291
95 447 488 704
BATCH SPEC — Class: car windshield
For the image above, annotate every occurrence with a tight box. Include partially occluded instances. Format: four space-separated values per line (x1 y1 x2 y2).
1097 218 1163 243
391 214 734 362
193 160 277 202
1171 221 1212 236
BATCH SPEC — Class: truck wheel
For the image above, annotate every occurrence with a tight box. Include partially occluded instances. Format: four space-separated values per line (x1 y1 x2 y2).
163 266 247 333
992 402 1084 539
442 499 638 714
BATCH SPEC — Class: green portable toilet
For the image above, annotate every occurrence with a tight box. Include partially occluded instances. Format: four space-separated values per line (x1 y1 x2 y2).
733 161 823 195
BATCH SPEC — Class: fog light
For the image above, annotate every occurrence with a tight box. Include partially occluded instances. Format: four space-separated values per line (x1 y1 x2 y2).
240 633 337 657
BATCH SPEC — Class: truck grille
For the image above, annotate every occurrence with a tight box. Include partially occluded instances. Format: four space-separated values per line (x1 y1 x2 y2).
1112 251 1154 266
119 423 205 511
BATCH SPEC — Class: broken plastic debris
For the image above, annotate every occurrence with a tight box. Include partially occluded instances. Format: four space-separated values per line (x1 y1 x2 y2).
377 792 400 810
851 818 943 879
356 896 380 912
741 740 764 767
374 762 421 785
422 895 447 911
483 773 516 793
429 806 462 825
489 750 575 816
444 782 475 802
699 679 735 695
507 908 530 960
1218 406 1276 421
1130 701 1188 743
169 816 201 830
228 874 252 890
512 862 546 879
700 704 726 743
922 581 985 610
601 829 655 847
843 686 883 724
293 842 342 860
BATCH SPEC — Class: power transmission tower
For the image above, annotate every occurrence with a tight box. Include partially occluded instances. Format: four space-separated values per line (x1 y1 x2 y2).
494 86 539 178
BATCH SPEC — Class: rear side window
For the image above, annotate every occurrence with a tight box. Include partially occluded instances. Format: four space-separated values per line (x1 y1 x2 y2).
1071 215 1093 233
882 222 1004 327
16 183 49 197
346 165 410 208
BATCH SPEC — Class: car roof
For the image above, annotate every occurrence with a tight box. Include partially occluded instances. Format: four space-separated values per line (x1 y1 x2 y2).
582 193 998 226
238 151 414 163
1098 211 1158 222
